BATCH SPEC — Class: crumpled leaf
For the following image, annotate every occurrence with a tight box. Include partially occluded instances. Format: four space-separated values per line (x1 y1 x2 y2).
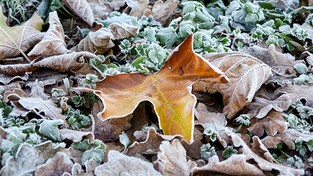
192 128 304 175
87 0 112 19
192 155 264 176
125 0 149 18
108 0 126 11
94 115 132 142
34 152 73 176
28 11 67 57
63 0 95 26
155 139 192 176
70 28 114 54
108 22 139 40
248 111 288 137
0 7 43 61
274 84 313 106
248 94 292 119
0 73 29 85
93 35 228 142
247 44 300 75
196 53 272 119
262 129 313 150
0 141 64 175
60 129 94 142
94 150 161 176
194 102 227 147
0 51 98 76
72 159 100 176
152 0 179 25
6 81 66 119
126 128 175 156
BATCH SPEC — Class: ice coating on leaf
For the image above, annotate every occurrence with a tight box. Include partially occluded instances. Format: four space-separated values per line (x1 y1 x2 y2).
93 35 228 142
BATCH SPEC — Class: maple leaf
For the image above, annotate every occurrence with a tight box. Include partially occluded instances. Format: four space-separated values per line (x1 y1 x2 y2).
93 35 229 142
0 7 43 61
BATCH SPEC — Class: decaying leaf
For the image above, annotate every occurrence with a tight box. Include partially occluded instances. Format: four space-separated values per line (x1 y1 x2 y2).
125 0 149 18
155 139 192 176
152 0 179 25
0 7 43 61
0 141 64 176
109 0 126 10
192 155 264 176
0 52 98 76
94 150 161 176
6 81 66 119
63 0 95 26
126 128 173 156
93 114 132 142
72 159 100 176
249 94 292 119
262 129 313 150
0 73 29 85
274 84 313 106
108 22 139 39
192 128 304 175
34 152 74 176
196 53 272 119
28 11 67 57
87 0 112 19
70 28 114 54
93 35 228 142
247 44 301 75
60 129 94 142
227 129 304 175
194 102 227 147
248 111 288 137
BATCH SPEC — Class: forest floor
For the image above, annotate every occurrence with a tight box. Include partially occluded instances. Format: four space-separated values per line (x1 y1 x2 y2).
0 0 313 175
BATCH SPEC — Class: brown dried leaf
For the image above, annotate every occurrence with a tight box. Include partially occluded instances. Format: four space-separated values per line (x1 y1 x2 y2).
109 0 126 10
59 129 94 142
249 94 292 119
274 84 313 106
34 152 73 176
0 8 43 61
0 63 36 76
63 0 95 26
0 73 29 85
248 111 288 137
262 129 313 150
247 44 300 75
194 102 227 147
93 114 132 142
87 0 112 19
94 150 161 176
126 128 164 156
7 81 66 119
0 141 63 175
33 51 95 72
70 28 114 54
1 51 98 76
28 11 67 57
227 129 304 175
108 22 139 39
72 160 100 176
192 155 265 176
125 0 149 18
155 139 191 176
196 53 272 118
152 0 179 25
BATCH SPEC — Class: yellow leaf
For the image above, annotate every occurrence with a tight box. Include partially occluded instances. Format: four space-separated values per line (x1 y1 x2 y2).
94 35 229 142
